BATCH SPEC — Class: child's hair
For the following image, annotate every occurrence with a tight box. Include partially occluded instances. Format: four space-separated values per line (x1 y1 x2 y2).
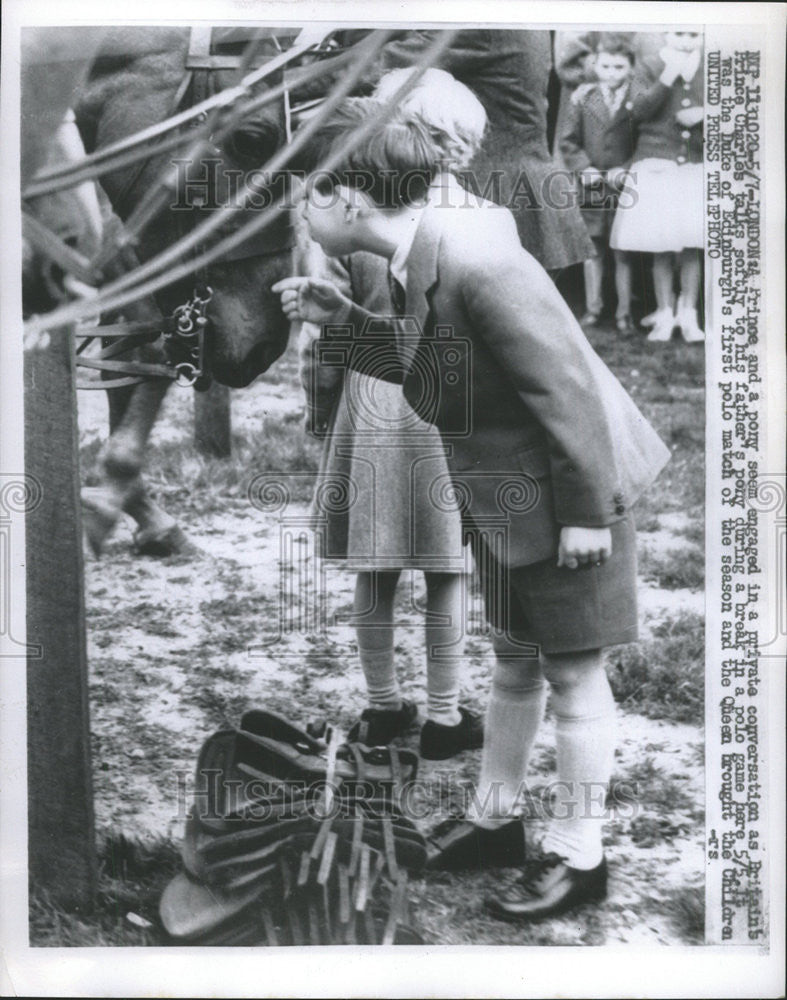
595 32 637 65
372 67 487 170
304 97 444 208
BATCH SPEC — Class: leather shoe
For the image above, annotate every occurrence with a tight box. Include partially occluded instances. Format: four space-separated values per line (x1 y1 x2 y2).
419 706 484 760
425 818 525 871
486 852 607 922
347 700 418 746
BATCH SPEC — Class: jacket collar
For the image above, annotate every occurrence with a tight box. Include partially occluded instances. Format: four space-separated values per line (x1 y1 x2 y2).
405 191 445 334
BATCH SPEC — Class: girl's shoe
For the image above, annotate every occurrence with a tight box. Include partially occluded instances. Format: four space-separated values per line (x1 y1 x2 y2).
640 296 676 327
676 306 705 343
579 311 601 327
420 706 484 760
646 307 676 342
348 700 418 746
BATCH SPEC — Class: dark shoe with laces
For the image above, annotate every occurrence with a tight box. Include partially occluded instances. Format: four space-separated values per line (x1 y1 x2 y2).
419 706 484 760
425 818 525 871
347 700 418 746
486 852 608 922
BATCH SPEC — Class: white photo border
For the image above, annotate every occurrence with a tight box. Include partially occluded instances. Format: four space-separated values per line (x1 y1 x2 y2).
1 1 784 997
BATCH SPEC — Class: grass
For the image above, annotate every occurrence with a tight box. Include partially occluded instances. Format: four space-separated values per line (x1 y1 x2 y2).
607 609 705 723
583 321 706 530
29 835 179 946
677 518 705 548
663 885 705 944
619 755 698 815
639 544 705 590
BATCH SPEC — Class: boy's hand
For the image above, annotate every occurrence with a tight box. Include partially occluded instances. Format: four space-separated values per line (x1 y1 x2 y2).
272 276 351 326
675 106 704 127
558 526 612 569
571 81 596 105
659 48 686 85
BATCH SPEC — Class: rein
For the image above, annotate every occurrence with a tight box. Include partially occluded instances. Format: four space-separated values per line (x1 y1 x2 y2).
74 287 213 390
62 27 332 391
24 29 458 347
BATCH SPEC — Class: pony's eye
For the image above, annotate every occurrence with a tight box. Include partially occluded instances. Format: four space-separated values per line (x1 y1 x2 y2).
224 122 282 168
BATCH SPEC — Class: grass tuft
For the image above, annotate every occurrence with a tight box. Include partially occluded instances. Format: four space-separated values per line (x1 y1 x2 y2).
640 545 705 590
607 610 704 723
664 885 705 944
29 835 179 946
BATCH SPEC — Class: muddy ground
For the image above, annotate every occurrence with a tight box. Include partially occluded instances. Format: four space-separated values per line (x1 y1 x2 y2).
76 322 706 947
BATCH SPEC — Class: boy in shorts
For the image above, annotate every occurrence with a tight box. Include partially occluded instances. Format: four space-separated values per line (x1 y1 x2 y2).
275 101 669 922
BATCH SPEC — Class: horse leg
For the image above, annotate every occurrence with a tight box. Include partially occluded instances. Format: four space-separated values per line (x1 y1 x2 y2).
81 349 196 557
80 200 197 556
106 374 198 556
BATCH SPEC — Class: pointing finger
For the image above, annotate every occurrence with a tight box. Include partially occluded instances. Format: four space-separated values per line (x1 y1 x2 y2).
272 277 311 293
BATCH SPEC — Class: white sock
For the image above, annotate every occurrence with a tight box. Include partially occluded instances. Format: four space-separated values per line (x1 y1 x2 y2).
359 646 401 711
541 663 616 870
424 574 463 727
425 655 462 726
467 657 547 829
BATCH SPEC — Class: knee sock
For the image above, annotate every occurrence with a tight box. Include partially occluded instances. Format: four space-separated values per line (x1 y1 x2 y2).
467 655 547 829
541 655 616 870
424 573 463 727
354 573 401 711
358 645 400 710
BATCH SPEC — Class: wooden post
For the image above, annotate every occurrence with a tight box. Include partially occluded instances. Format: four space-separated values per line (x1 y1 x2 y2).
194 381 232 457
24 328 97 909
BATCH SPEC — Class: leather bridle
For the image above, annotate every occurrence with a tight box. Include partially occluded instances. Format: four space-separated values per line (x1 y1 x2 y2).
23 26 337 390
22 28 458 378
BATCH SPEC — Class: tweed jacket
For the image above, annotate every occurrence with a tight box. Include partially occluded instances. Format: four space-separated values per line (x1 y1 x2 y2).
559 82 636 174
338 184 670 566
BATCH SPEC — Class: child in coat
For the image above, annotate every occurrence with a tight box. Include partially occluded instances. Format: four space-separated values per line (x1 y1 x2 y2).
560 33 637 333
609 30 705 342
275 100 670 922
297 70 488 759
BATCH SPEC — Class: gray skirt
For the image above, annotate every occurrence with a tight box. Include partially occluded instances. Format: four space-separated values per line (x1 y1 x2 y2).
312 370 465 573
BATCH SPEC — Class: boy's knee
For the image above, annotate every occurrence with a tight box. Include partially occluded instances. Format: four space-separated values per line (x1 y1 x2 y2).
490 630 543 691
541 648 603 691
